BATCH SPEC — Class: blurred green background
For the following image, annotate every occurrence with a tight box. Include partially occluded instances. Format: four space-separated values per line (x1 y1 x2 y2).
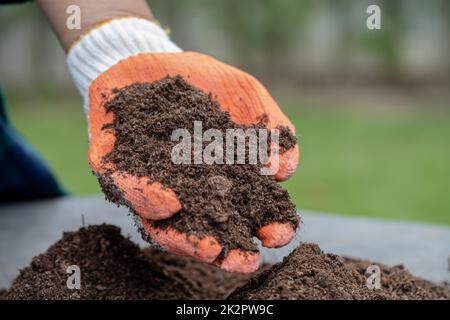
1 0 449 225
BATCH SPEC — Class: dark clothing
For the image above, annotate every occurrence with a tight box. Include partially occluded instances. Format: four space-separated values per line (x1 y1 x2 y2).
0 0 65 202
0 91 65 202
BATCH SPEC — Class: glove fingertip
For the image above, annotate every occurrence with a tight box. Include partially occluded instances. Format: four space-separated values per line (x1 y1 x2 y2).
214 249 260 274
257 222 296 248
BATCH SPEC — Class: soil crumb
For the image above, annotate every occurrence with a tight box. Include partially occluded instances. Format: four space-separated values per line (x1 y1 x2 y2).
2 225 253 300
228 243 450 300
100 75 299 254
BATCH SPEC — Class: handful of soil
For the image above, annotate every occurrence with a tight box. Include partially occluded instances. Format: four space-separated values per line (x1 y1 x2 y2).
228 243 450 300
2 225 254 300
100 76 299 254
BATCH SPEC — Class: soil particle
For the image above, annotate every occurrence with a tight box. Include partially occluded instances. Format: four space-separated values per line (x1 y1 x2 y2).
228 243 450 300
277 125 297 152
100 76 299 254
2 225 254 300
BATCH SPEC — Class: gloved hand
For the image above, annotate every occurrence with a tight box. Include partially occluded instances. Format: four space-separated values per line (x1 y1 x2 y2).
68 17 299 273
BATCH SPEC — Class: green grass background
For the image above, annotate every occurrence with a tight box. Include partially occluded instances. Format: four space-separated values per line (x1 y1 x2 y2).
6 91 450 226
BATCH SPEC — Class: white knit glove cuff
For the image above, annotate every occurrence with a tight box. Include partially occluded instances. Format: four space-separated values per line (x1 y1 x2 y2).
67 17 182 115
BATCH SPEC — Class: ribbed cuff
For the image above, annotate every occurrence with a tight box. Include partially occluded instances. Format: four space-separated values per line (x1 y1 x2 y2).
67 17 182 114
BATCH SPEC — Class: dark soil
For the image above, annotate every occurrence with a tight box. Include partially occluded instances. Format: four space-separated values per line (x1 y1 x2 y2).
2 226 448 300
100 75 299 254
140 248 267 299
2 225 253 300
228 243 450 300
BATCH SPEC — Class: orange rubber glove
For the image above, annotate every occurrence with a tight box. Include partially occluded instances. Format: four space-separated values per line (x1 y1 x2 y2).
68 18 299 273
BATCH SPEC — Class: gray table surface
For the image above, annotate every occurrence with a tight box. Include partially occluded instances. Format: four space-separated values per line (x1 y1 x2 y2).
1 195 449 289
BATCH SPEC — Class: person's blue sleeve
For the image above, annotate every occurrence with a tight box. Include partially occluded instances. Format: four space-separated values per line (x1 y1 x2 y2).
0 91 66 203
0 0 66 202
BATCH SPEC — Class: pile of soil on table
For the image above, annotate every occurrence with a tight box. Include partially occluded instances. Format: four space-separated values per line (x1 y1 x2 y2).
228 243 450 300
100 75 299 254
2 226 448 300
2 225 253 300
